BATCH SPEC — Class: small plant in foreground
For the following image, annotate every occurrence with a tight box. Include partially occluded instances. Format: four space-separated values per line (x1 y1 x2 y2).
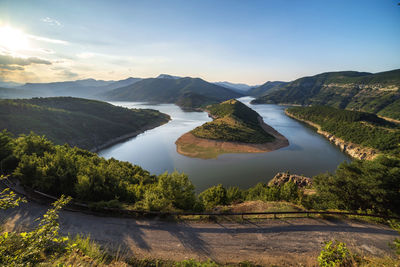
318 240 353 267
0 195 72 265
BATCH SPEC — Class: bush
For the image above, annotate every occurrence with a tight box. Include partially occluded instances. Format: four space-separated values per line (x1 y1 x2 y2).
226 186 244 204
157 171 196 210
199 184 227 210
317 240 353 267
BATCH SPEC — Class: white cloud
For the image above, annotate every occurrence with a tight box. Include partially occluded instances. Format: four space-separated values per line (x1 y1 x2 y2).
28 34 69 45
76 52 95 59
41 17 61 27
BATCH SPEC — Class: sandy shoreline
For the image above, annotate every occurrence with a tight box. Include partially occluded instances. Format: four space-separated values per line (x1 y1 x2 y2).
175 117 289 159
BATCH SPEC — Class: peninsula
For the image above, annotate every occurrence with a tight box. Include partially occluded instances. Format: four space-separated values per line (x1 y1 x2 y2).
175 99 289 158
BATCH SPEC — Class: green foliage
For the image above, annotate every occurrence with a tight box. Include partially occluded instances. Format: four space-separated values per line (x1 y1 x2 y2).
389 221 400 255
0 175 26 210
252 69 400 120
191 100 274 143
226 186 244 204
139 172 196 211
176 259 219 267
9 132 155 203
0 130 15 173
199 184 227 210
0 195 72 265
157 171 196 210
0 187 26 210
317 241 353 267
0 97 169 150
313 156 400 215
244 182 300 203
287 106 400 155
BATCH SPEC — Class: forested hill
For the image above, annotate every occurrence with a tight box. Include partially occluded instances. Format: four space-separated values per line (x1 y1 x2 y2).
247 81 288 97
251 69 400 120
102 77 243 108
191 99 275 143
286 106 400 156
0 97 170 150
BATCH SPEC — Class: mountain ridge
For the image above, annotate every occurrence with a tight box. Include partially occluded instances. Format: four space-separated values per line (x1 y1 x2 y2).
252 69 400 120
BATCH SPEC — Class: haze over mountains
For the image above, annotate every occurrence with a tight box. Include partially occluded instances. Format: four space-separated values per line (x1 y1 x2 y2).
1 68 399 117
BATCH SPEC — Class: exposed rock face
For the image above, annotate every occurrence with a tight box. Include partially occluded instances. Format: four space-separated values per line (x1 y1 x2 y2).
318 130 378 160
285 111 379 160
268 172 312 188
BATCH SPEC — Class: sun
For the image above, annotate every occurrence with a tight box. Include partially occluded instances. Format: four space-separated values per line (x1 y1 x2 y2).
0 26 30 52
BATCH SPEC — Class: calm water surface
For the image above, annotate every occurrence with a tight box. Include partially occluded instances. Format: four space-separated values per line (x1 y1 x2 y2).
99 97 350 192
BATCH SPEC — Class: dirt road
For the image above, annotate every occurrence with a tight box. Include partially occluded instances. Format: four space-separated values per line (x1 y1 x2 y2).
1 201 398 266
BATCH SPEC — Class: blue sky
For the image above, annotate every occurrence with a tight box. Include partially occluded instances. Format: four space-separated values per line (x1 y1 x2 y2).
0 0 399 84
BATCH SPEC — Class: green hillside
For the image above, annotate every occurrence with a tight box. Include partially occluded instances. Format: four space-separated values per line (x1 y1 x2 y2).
252 69 400 120
102 77 243 108
247 81 287 97
191 99 274 143
0 97 170 150
286 106 400 155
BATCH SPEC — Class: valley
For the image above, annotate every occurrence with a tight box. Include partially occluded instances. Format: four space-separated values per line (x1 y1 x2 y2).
99 97 350 192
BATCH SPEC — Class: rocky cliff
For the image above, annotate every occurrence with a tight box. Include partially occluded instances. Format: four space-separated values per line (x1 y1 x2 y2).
268 172 312 188
285 111 379 160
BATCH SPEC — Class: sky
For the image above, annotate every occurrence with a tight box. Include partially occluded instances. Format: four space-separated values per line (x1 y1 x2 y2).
0 0 399 85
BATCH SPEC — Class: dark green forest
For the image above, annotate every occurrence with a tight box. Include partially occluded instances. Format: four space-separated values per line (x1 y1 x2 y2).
286 106 400 156
0 97 170 150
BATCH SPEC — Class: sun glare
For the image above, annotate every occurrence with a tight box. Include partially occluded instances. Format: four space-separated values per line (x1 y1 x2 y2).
0 26 30 52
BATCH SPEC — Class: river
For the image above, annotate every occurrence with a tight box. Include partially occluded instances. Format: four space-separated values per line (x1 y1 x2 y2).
98 97 350 192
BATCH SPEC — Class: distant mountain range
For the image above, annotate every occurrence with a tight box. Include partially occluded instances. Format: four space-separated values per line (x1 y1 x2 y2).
2 69 399 118
252 69 400 120
101 77 243 108
15 77 142 98
213 81 257 93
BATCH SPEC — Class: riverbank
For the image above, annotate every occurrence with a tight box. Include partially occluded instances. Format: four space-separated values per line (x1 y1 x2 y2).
175 116 289 159
285 110 379 160
91 118 170 153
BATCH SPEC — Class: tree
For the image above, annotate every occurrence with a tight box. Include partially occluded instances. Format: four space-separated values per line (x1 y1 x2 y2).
313 156 400 215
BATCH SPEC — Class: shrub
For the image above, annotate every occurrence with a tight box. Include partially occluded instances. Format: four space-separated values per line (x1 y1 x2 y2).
317 240 353 267
157 171 196 210
199 184 227 210
226 186 244 204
